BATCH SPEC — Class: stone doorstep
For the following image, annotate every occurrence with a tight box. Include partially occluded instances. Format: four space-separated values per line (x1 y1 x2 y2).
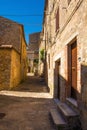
66 98 79 114
57 102 79 118
50 109 67 127
66 98 78 108
54 98 61 104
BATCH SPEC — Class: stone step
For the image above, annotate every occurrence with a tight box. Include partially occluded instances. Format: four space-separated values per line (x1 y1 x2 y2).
50 108 67 128
57 102 79 121
54 98 61 104
66 98 79 113
52 100 81 129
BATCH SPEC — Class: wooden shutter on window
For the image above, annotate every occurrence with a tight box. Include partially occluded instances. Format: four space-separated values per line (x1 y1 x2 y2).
56 7 59 31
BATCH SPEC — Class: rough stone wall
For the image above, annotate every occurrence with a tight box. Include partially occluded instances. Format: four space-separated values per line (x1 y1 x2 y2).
44 0 87 129
56 0 87 103
21 42 27 81
0 48 11 90
44 0 87 100
10 49 21 88
43 0 87 129
0 47 21 89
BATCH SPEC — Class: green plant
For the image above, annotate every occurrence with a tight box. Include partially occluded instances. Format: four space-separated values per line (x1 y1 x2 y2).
40 49 44 62
34 59 39 64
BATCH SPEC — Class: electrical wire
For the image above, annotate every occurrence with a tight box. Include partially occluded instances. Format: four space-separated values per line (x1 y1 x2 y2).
0 14 43 17
23 24 43 26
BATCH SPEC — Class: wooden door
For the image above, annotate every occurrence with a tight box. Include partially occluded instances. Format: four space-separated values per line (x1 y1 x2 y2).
71 42 77 99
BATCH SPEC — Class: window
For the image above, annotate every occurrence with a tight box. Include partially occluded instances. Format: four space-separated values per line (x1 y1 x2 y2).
68 0 71 5
56 7 59 31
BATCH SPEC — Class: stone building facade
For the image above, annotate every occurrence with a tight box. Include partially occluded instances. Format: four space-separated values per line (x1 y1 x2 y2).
27 32 40 74
42 0 87 129
0 17 27 90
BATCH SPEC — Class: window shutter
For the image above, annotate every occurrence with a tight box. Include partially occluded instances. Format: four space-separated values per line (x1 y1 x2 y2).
56 7 59 31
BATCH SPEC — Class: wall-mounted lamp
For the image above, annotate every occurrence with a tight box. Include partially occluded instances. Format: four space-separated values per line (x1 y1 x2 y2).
78 57 81 62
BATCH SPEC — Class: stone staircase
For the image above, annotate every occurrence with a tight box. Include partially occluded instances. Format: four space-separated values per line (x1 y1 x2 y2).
50 98 82 130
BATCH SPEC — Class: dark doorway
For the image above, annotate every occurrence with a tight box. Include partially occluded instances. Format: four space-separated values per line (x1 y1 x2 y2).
71 41 77 99
55 60 61 99
28 66 30 73
57 61 61 99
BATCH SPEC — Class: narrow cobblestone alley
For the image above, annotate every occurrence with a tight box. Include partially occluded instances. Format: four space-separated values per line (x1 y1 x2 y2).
0 74 56 130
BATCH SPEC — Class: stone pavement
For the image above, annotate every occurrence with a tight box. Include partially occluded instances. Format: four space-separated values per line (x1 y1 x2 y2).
0 74 57 130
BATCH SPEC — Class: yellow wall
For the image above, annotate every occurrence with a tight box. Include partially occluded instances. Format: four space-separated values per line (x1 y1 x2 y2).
0 48 21 90
20 26 27 80
0 48 11 90
0 26 27 90
10 49 21 88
